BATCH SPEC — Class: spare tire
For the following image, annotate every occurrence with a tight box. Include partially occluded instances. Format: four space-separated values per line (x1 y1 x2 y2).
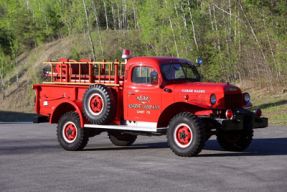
82 84 116 124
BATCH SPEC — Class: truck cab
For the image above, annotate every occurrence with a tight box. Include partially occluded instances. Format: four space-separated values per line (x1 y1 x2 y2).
33 50 268 157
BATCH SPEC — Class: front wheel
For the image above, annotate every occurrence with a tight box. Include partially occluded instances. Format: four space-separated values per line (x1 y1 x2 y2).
57 112 89 151
167 112 206 157
216 127 253 151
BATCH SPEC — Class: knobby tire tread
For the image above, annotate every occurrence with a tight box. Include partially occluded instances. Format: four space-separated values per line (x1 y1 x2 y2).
57 112 89 151
167 112 206 157
108 131 137 146
216 127 254 151
82 84 116 125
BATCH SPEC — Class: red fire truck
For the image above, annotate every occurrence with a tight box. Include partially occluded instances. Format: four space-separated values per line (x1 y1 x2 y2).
33 49 268 157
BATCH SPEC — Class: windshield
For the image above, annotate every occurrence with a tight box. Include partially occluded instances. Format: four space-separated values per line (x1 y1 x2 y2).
161 63 200 81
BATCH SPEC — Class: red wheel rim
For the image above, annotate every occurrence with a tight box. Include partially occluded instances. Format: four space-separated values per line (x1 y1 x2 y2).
114 133 126 139
224 132 241 143
174 124 192 148
63 122 77 143
89 94 104 115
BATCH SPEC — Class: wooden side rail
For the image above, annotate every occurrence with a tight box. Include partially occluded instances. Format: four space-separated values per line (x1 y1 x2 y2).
43 59 125 86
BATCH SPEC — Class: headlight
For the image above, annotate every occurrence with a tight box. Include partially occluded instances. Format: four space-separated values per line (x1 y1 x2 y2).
210 94 216 104
244 93 250 102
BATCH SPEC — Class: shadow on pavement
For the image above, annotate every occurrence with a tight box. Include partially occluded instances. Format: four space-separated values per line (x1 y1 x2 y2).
85 137 287 157
0 111 37 122
0 138 60 155
85 142 169 151
201 137 287 157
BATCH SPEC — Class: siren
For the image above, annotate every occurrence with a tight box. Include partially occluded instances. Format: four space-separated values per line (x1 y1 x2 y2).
122 49 132 63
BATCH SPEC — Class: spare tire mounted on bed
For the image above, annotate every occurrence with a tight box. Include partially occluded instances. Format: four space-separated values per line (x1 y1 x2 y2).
82 84 116 125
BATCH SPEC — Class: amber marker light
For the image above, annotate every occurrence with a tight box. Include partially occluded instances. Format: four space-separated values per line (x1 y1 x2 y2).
255 108 262 117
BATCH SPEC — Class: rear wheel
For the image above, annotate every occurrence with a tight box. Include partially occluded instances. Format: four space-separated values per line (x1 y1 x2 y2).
217 127 253 151
57 112 89 151
108 131 137 146
167 112 206 157
88 129 102 138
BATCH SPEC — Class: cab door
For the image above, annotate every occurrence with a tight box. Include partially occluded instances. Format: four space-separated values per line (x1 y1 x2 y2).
124 64 162 122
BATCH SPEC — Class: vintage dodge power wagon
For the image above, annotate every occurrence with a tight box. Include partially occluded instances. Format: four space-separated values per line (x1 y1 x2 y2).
33 49 268 157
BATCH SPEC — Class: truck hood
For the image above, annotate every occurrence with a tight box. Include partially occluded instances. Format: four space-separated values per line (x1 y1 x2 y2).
173 82 241 94
165 82 242 106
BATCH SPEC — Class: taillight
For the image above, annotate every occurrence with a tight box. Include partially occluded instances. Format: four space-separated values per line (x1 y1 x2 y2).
226 109 233 119
255 108 262 117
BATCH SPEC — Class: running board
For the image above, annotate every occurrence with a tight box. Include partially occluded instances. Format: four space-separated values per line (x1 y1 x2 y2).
84 124 167 133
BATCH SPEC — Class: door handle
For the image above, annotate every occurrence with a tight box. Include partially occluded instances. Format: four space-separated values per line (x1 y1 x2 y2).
128 92 135 95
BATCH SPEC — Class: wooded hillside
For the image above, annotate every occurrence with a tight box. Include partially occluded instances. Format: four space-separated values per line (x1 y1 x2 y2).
0 0 286 102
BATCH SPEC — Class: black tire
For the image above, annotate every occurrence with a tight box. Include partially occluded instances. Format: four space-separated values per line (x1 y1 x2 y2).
57 112 89 151
216 127 254 151
108 131 137 146
82 84 116 125
167 112 206 157
88 129 102 138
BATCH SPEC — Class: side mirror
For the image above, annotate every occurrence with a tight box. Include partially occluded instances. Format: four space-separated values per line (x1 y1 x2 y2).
150 72 158 85
196 58 203 67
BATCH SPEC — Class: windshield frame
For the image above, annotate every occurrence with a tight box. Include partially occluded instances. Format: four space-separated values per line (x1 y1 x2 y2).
160 62 200 82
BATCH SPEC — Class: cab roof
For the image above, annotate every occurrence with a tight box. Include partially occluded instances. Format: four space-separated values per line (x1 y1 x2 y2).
126 57 193 69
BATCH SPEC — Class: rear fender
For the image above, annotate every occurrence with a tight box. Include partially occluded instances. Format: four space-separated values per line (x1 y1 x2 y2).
157 102 212 126
50 100 85 127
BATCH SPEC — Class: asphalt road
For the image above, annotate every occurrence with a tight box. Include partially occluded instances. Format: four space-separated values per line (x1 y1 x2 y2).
0 123 287 192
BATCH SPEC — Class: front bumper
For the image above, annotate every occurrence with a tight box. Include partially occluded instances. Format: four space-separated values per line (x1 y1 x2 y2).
215 110 268 131
253 117 268 129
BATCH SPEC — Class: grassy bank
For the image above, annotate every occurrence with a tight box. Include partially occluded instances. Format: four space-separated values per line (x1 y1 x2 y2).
242 86 287 126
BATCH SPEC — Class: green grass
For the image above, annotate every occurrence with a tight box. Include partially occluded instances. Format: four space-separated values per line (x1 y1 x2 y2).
246 89 287 126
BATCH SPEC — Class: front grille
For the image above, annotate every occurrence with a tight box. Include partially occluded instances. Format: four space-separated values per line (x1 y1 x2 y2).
224 94 242 109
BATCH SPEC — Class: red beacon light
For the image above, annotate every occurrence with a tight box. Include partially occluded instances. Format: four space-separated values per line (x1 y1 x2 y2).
122 49 132 59
225 109 233 119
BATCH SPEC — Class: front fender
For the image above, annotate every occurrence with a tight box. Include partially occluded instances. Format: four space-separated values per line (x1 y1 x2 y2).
157 102 212 127
185 101 213 109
